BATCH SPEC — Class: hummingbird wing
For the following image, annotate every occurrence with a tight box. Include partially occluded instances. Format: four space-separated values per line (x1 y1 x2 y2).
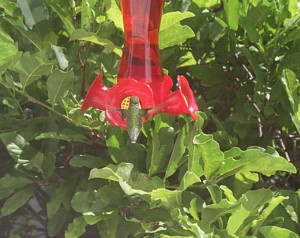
120 109 129 120
139 104 162 119
110 107 129 120
139 108 150 118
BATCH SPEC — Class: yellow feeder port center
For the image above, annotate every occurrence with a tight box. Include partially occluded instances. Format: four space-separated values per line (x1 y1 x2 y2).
121 97 131 109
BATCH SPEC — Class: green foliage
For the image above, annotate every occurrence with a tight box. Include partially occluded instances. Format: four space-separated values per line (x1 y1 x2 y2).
0 0 299 237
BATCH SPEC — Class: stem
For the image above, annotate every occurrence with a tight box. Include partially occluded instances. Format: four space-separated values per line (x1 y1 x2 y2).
0 81 93 132
78 51 86 98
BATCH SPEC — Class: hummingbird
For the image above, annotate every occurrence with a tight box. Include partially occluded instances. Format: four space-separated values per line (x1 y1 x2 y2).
120 96 149 143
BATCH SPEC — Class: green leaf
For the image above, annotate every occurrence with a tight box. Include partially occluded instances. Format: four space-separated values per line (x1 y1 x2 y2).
24 151 44 172
106 0 123 31
124 171 165 194
218 148 297 178
0 29 18 73
97 216 121 238
188 63 226 87
35 130 89 143
280 69 300 133
189 198 200 221
81 0 97 30
278 53 300 72
147 128 162 176
151 188 181 209
47 69 74 107
106 126 126 163
0 1 19 16
159 11 195 49
89 163 133 182
0 176 33 193
223 0 240 30
165 126 188 179
90 163 164 196
226 189 273 236
282 28 300 45
47 206 68 237
3 17 43 50
0 176 33 200
1 185 36 216
47 179 76 219
184 113 205 175
160 11 195 32
51 45 69 70
69 155 107 168
42 153 56 178
193 132 224 179
65 216 87 238
84 211 117 225
17 0 49 29
44 0 75 35
193 0 220 8
96 185 123 206
106 126 146 166
259 226 299 238
14 52 54 90
239 17 260 43
201 196 246 224
71 190 104 213
253 196 288 235
207 184 223 204
0 132 29 161
178 171 201 191
69 29 122 56
147 117 175 176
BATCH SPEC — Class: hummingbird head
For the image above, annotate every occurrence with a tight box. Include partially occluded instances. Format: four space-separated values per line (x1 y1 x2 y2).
130 96 141 107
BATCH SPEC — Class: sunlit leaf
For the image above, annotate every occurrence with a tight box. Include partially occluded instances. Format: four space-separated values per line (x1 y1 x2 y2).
178 171 201 191
0 29 18 73
259 226 299 238
159 11 195 49
106 0 123 31
151 188 181 209
226 189 274 236
223 0 240 30
0 133 29 161
218 148 296 178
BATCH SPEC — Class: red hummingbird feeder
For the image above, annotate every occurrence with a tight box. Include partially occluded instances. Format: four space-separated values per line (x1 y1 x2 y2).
80 0 198 130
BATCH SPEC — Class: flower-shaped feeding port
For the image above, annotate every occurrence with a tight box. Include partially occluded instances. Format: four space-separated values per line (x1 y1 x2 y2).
81 0 199 142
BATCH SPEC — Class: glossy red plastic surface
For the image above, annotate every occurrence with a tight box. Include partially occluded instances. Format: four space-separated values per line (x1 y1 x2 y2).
80 72 108 113
148 75 198 120
118 0 164 84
